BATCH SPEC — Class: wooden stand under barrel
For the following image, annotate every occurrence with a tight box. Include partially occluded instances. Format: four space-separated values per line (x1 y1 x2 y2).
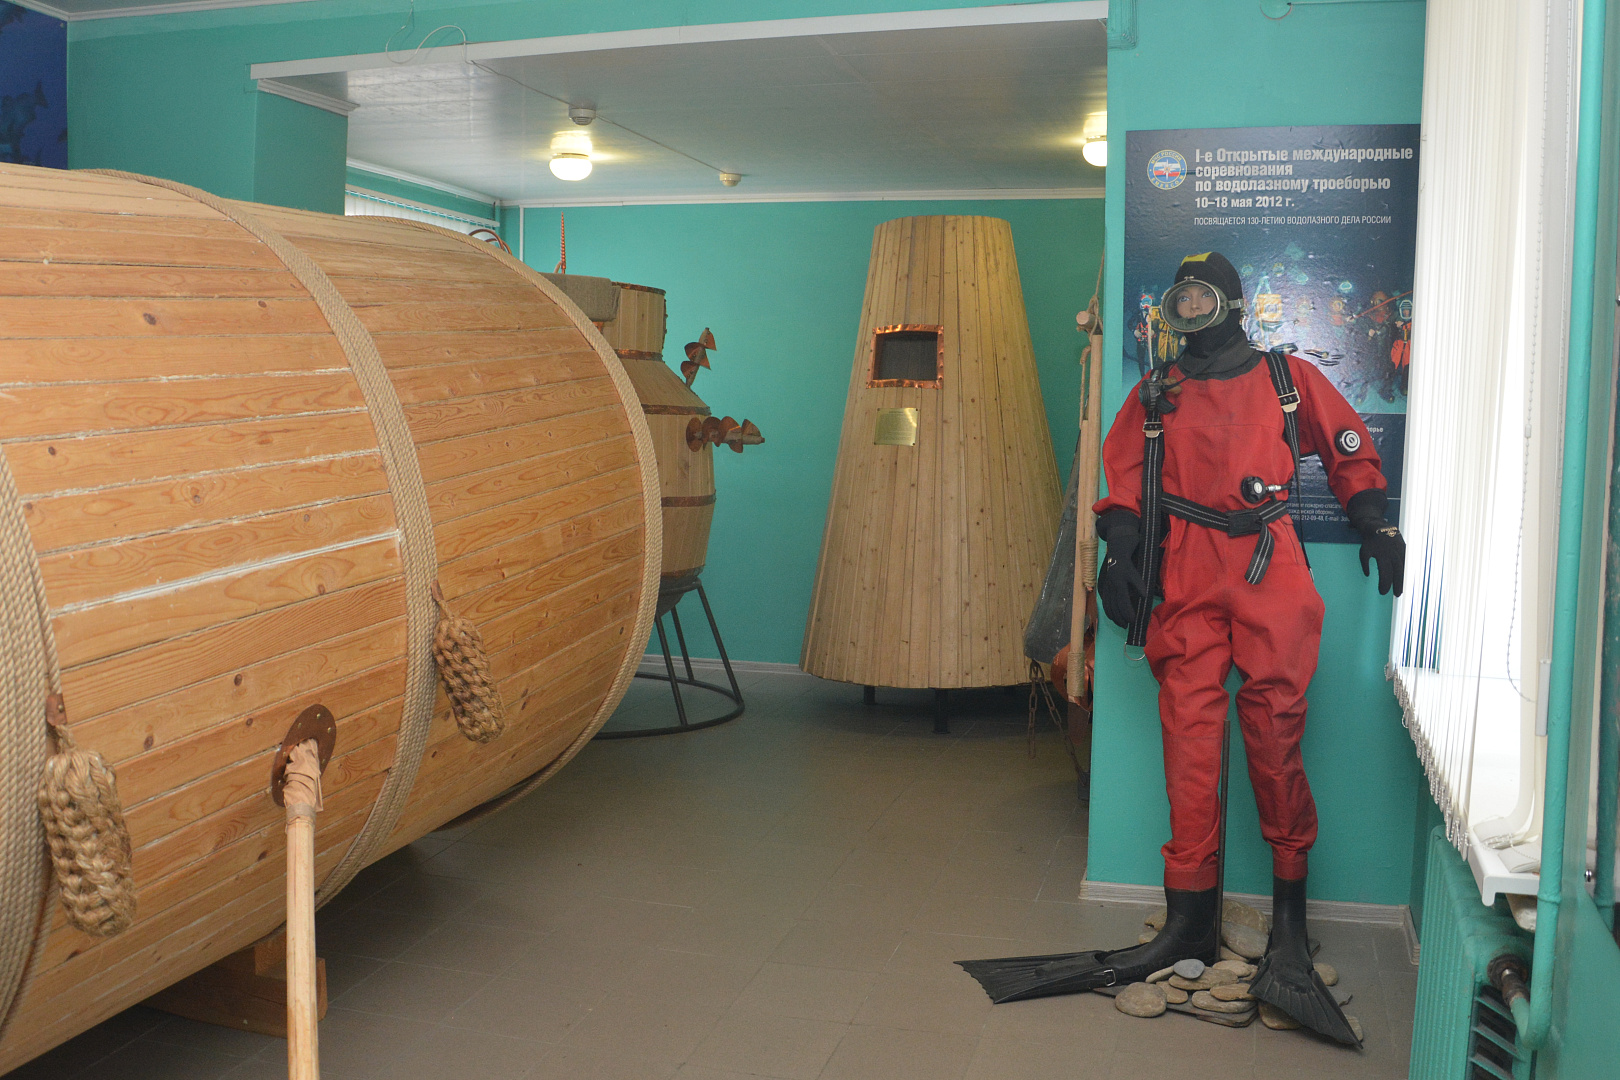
801 216 1062 728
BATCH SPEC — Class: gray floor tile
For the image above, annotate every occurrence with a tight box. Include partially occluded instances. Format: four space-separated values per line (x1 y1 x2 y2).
8 673 1414 1080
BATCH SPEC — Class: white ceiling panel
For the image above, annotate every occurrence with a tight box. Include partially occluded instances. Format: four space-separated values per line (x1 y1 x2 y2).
266 10 1108 205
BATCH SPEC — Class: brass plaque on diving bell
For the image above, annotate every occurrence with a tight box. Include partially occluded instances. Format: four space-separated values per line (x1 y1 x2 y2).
874 407 919 446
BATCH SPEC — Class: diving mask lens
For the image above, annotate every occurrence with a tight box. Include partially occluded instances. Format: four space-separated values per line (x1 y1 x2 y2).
1162 279 1235 334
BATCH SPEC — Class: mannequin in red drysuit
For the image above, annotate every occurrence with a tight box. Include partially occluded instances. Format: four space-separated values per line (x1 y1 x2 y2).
1093 251 1404 1042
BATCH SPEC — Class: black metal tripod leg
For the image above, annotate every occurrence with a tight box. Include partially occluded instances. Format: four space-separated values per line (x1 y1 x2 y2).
695 583 743 702
654 616 691 729
670 604 697 682
934 689 950 734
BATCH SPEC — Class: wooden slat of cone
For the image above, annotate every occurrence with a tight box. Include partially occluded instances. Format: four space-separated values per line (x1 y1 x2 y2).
0 165 659 1074
802 216 1062 689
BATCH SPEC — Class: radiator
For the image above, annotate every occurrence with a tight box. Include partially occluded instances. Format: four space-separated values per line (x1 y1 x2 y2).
1410 829 1534 1079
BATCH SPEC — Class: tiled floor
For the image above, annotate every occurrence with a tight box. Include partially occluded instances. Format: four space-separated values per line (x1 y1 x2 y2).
4 670 1417 1080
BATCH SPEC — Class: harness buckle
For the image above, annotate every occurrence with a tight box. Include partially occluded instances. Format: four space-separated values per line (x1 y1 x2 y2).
1143 420 1163 439
1226 508 1263 537
1277 389 1301 413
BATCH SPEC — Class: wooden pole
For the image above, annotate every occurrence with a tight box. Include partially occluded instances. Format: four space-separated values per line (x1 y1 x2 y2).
1067 261 1106 703
280 740 325 1080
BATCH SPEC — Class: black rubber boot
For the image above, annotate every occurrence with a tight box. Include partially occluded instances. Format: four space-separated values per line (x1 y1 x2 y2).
957 886 1218 1002
1093 885 1220 981
1249 876 1361 1046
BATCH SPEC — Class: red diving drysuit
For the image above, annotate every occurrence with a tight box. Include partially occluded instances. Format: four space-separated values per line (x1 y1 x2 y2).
1095 354 1386 890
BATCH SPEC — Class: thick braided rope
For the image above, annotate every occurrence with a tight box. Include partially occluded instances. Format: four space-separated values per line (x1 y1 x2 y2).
397 221 662 821
36 723 136 937
89 172 440 905
430 584 506 744
0 448 55 1034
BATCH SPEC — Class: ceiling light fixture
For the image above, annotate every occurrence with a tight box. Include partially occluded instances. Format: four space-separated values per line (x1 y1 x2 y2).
550 153 593 181
1082 138 1108 168
719 172 741 187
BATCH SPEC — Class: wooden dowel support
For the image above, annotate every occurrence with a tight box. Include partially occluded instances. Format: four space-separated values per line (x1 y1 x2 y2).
145 932 327 1038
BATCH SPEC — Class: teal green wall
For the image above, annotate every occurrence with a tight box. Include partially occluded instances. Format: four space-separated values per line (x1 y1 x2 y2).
253 92 346 213
346 166 498 226
520 199 1102 667
1090 0 1430 905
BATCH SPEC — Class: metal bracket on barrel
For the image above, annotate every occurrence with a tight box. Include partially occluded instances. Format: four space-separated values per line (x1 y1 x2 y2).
270 704 336 807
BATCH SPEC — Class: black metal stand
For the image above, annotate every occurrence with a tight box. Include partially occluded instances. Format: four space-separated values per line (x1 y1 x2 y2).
595 581 745 739
858 684 950 734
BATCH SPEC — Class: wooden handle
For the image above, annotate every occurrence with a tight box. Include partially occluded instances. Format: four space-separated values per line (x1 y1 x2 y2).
283 737 324 1080
286 810 319 1080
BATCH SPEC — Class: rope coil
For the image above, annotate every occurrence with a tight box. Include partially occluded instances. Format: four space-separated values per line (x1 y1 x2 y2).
430 583 506 744
36 704 136 938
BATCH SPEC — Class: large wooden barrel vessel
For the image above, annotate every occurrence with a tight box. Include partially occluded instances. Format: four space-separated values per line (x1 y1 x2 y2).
801 215 1061 689
546 275 714 601
0 163 660 1070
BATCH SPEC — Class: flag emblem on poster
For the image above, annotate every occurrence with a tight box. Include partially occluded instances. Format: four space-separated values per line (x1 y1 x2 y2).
1147 149 1187 190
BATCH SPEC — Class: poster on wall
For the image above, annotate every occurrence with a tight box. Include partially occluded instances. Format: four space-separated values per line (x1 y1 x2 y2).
0 2 68 169
1124 123 1419 542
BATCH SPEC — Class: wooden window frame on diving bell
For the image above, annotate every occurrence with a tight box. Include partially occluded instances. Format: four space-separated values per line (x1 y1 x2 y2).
868 324 944 388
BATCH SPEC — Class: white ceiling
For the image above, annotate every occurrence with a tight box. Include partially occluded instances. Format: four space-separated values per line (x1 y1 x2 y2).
256 6 1110 206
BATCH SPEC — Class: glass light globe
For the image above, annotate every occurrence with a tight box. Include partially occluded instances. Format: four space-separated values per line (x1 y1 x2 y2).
1082 139 1108 168
550 153 592 181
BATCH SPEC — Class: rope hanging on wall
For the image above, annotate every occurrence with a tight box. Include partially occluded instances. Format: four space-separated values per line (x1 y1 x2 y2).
430 583 506 744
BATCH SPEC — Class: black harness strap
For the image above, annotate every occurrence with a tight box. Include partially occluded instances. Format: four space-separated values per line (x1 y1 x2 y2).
1262 350 1311 569
1126 350 1309 649
1160 493 1292 584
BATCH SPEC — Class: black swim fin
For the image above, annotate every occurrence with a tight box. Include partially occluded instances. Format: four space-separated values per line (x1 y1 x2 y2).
958 886 1218 1003
1248 875 1361 1047
956 949 1112 1003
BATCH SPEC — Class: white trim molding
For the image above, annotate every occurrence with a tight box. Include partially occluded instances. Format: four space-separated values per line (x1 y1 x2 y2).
35 0 316 22
1077 878 1418 964
258 77 357 117
345 186 499 228
514 187 1104 209
345 158 499 208
250 2 1109 79
637 655 811 679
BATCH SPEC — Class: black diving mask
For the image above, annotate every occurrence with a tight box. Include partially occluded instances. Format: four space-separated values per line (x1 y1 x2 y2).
1162 278 1245 335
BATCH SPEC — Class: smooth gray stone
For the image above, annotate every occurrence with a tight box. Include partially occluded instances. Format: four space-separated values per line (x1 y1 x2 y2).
1169 968 1238 991
1260 1002 1302 1030
1314 961 1339 987
1172 958 1206 979
1115 982 1167 1018
1222 922 1269 959
1191 990 1257 1014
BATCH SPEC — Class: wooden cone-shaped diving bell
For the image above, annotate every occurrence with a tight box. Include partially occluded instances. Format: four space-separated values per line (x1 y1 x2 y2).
802 216 1061 689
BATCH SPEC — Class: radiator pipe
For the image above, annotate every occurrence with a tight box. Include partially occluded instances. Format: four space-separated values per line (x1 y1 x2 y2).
1487 954 1531 1032
1520 0 1612 1052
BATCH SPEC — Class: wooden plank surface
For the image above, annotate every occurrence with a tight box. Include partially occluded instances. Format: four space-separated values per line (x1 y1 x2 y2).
801 215 1060 687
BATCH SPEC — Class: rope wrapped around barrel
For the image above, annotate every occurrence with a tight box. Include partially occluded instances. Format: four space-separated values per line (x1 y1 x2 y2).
0 445 136 940
37 699 137 938
430 582 506 744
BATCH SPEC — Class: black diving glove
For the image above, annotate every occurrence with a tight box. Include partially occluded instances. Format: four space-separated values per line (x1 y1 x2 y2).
1096 510 1146 629
1346 489 1405 597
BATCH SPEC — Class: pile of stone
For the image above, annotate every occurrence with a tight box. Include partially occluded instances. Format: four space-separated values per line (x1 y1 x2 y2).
1107 899 1361 1041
